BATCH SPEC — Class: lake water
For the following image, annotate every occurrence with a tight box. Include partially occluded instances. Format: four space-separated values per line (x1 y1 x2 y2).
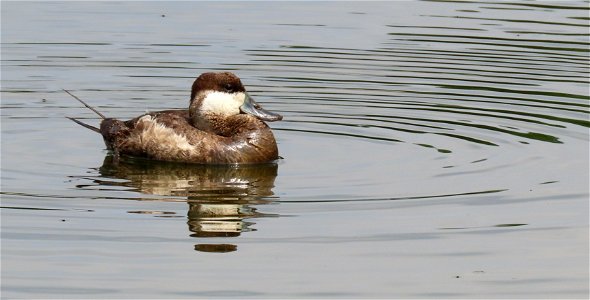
1 1 588 298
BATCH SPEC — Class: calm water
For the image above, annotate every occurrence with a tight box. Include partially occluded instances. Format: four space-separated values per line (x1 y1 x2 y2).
1 1 589 298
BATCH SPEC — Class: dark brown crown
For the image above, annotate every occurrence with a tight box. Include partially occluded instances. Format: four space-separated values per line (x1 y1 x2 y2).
190 72 246 102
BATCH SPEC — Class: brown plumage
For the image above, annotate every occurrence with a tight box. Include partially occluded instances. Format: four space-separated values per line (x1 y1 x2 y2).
68 72 282 164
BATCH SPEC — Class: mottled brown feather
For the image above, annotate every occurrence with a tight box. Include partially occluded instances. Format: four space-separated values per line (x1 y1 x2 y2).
100 110 279 164
98 72 281 164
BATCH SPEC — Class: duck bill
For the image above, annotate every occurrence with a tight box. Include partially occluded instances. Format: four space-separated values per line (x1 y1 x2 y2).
240 92 283 122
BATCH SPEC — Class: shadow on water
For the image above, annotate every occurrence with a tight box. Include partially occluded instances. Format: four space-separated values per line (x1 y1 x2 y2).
95 155 280 253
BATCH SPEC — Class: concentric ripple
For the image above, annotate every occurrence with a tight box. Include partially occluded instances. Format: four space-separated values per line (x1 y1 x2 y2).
1 1 588 298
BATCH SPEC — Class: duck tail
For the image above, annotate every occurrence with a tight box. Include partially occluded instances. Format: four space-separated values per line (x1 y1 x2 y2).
66 117 100 133
64 89 106 134
63 89 106 119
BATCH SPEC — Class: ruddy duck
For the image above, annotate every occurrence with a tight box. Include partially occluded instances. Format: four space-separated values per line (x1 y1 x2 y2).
67 72 282 164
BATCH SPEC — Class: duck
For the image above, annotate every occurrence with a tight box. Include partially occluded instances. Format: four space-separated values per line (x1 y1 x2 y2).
67 72 282 164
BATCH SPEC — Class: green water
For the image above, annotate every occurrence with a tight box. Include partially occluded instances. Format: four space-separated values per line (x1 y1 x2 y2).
1 1 588 298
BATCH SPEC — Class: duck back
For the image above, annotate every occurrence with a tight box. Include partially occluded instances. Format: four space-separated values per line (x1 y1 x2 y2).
100 110 279 164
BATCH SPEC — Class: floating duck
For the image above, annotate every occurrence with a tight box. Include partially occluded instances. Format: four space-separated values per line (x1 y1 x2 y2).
67 72 282 164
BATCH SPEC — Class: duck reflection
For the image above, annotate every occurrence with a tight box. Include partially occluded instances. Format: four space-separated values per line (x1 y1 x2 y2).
98 155 279 253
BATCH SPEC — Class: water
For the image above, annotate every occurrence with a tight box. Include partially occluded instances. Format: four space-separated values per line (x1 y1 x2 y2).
1 1 589 298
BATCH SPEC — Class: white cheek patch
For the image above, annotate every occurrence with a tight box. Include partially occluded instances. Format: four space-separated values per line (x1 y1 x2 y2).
200 91 245 116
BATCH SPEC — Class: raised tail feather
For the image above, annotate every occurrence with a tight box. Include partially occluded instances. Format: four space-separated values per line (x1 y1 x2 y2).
64 89 105 134
67 117 100 133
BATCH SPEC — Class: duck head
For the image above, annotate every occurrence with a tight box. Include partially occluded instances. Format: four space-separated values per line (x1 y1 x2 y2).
189 72 282 133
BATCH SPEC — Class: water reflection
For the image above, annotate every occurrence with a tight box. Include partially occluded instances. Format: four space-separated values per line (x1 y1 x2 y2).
98 156 279 253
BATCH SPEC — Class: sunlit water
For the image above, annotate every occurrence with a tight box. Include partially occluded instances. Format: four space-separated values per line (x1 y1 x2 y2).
1 1 588 298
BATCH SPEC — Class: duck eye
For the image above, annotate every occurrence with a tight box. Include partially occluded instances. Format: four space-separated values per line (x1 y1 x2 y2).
223 84 233 93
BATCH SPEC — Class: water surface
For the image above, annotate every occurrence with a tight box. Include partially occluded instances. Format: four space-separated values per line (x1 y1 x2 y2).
1 1 589 298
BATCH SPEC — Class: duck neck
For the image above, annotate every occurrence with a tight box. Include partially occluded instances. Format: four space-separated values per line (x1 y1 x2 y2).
189 110 248 138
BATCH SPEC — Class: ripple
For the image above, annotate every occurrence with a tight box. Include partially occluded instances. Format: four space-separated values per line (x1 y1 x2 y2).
1 1 588 298
242 23 589 150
